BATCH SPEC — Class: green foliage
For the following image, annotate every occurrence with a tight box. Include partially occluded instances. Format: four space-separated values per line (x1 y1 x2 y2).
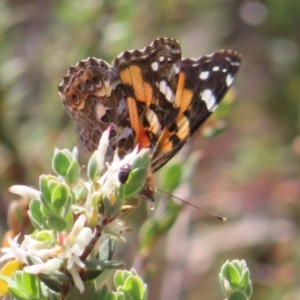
219 260 253 300
95 269 148 300
1 140 152 299
0 271 46 300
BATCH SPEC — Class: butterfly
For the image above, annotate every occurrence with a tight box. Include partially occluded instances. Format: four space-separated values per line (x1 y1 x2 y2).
58 37 241 200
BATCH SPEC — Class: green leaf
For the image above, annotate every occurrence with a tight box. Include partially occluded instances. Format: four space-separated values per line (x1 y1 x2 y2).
227 290 249 300
8 285 28 300
118 167 148 199
14 271 23 288
116 288 134 300
104 292 118 300
0 274 19 290
47 179 60 195
99 237 117 261
66 159 80 185
62 149 74 160
38 274 65 293
52 149 72 176
220 260 252 299
239 270 249 291
159 162 182 192
121 270 131 285
21 272 41 298
114 270 124 288
114 291 126 300
39 175 52 203
94 285 109 300
85 260 124 271
62 210 73 232
28 199 43 229
138 205 181 252
232 259 244 274
51 183 70 208
117 149 151 199
123 275 145 300
40 200 55 218
73 183 88 202
102 195 112 217
46 215 68 232
129 269 138 277
85 259 124 281
221 261 240 289
87 152 102 181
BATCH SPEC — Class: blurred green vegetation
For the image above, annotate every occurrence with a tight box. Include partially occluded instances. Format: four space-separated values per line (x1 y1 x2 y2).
1 0 300 299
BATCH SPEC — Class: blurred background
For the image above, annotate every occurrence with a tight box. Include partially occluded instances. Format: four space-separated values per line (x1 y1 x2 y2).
0 0 300 299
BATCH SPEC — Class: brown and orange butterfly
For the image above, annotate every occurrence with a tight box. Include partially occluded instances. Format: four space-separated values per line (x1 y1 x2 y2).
58 37 241 200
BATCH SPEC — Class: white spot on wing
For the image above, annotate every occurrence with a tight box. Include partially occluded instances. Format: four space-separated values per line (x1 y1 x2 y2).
176 116 190 137
201 89 217 111
159 80 174 102
159 80 167 95
117 98 126 114
212 66 220 71
151 61 159 71
145 108 161 134
117 126 132 140
226 74 234 86
199 71 209 80
159 56 165 62
165 86 174 102
95 103 107 120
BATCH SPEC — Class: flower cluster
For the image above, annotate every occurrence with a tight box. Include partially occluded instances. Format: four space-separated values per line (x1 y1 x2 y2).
0 128 151 297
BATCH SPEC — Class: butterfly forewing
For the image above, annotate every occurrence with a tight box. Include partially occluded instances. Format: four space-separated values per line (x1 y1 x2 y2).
151 50 241 172
113 38 183 151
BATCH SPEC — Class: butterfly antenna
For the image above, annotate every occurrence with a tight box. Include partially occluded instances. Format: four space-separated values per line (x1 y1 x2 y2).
156 188 226 221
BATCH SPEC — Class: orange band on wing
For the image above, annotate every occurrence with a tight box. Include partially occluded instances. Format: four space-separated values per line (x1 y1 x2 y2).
120 65 153 106
174 72 193 113
174 72 186 107
127 96 140 138
127 96 150 149
158 128 173 153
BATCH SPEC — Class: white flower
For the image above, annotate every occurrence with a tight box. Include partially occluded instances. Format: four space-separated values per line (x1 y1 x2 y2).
9 185 41 200
69 266 84 293
95 126 111 173
97 145 141 198
67 214 87 247
0 235 27 264
24 258 62 274
23 234 54 250
57 215 93 293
